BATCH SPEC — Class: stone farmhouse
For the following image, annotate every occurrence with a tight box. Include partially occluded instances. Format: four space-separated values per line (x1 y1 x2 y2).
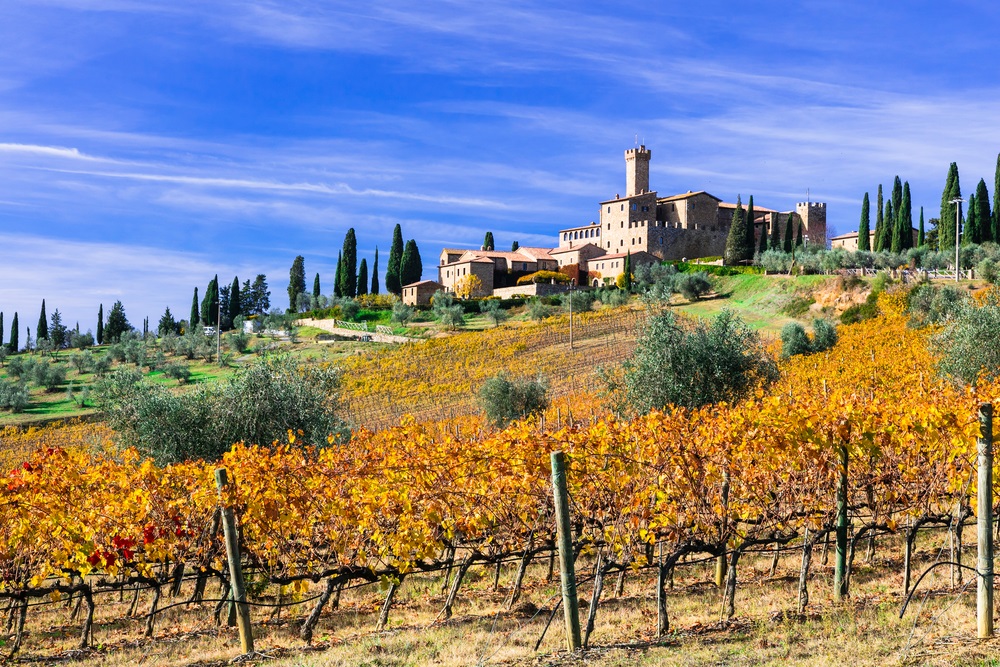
422 145 828 302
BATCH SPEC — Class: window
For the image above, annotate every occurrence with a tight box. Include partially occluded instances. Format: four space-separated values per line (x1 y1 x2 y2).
607 206 611 213
621 204 625 211
607 223 611 230
596 228 600 236
631 203 637 211
639 237 642 244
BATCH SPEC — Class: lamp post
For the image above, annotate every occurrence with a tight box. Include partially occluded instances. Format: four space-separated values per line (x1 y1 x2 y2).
950 197 964 282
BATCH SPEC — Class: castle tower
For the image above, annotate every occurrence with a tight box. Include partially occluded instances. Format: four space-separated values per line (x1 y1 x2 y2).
625 145 651 197
795 201 828 248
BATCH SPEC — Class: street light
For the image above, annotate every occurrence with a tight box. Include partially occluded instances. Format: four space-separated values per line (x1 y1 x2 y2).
950 197 964 282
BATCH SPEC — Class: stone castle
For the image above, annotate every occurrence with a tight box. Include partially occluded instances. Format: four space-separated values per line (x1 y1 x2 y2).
413 146 827 303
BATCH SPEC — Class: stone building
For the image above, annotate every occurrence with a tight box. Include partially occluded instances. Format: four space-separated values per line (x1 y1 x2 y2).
402 280 445 306
830 228 918 251
434 145 828 296
584 146 827 261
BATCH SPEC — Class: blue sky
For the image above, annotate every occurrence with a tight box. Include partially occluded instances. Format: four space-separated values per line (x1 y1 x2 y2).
2 1 1000 335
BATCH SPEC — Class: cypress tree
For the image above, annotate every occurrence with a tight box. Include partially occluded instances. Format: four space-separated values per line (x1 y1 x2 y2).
97 304 104 345
357 258 369 296
902 182 913 250
623 250 632 290
796 223 804 248
342 228 358 298
892 182 912 252
288 255 306 311
724 195 747 265
0 312 3 349
744 196 757 257
9 313 18 353
757 217 769 256
105 300 130 343
769 216 781 251
918 208 925 247
399 239 423 287
334 251 343 298
312 273 321 299
993 154 1000 243
36 300 48 341
976 178 993 243
891 176 903 217
189 289 199 328
964 193 978 245
873 185 884 251
386 224 404 295
878 200 893 252
858 193 871 251
511 241 520 252
783 212 795 253
229 276 242 322
483 231 495 251
371 247 380 295
939 162 961 251
201 275 219 325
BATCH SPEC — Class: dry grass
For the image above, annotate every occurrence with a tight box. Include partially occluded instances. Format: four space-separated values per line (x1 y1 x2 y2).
6 527 1000 667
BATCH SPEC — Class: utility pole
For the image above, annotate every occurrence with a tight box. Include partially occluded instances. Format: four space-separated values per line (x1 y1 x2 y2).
950 197 964 282
568 279 575 350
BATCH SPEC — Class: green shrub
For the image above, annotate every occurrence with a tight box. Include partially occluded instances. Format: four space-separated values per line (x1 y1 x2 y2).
526 298 551 321
227 331 251 354
978 258 999 284
0 379 29 413
812 319 838 351
479 372 549 427
479 299 509 328
96 356 346 464
562 290 594 313
907 284 967 327
605 310 778 414
675 272 712 301
934 291 1000 386
782 320 838 358
29 360 66 391
162 362 192 384
391 301 414 325
780 322 811 358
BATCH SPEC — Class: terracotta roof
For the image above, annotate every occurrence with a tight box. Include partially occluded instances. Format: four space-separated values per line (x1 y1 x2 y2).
657 191 722 203
831 231 861 239
550 243 601 255
599 191 659 204
516 247 558 260
404 280 444 288
590 251 654 260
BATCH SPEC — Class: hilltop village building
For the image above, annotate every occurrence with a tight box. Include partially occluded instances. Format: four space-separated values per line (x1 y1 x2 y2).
422 146 827 303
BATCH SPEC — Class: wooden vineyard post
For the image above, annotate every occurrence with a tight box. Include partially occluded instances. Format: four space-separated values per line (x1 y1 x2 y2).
977 403 993 639
834 443 848 602
215 468 254 655
551 451 582 652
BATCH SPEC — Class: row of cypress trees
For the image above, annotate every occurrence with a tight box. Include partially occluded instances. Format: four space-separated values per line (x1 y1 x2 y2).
726 195 804 266
857 154 1000 253
857 177 916 253
288 224 424 311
